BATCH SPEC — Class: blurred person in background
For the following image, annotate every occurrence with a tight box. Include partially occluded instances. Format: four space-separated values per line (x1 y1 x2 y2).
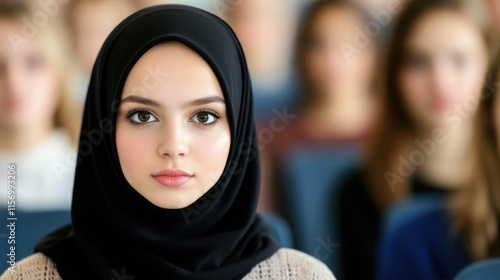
0 0 81 211
133 1 214 14
349 0 407 44
337 0 492 279
351 0 395 10
377 39 500 280
133 0 173 9
223 0 299 121
65 0 135 102
487 0 500 34
259 0 377 213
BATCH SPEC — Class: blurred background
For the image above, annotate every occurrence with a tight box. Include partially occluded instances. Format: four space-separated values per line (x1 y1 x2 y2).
1 0 500 279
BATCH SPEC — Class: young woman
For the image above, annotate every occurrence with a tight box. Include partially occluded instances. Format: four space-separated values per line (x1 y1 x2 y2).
377 41 500 280
487 0 500 34
223 0 298 121
0 1 80 211
65 0 135 102
0 5 335 280
294 0 376 143
259 0 377 213
338 0 491 279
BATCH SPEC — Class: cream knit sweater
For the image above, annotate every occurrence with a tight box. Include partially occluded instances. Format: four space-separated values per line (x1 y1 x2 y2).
0 248 335 279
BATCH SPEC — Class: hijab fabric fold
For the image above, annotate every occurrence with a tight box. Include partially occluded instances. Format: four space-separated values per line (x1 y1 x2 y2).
36 5 279 279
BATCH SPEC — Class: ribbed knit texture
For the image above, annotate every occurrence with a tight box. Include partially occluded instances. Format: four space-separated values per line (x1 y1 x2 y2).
1 248 335 280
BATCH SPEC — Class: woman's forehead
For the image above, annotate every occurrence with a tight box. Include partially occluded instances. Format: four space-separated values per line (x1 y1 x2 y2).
121 42 225 107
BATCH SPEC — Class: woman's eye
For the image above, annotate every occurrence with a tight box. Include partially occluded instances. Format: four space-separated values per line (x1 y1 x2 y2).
192 111 218 125
307 37 325 53
453 55 467 69
409 58 426 69
25 55 42 71
129 111 157 124
405 54 428 70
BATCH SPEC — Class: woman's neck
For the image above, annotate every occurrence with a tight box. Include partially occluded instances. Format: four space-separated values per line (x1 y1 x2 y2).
0 121 54 153
415 121 475 189
302 88 373 139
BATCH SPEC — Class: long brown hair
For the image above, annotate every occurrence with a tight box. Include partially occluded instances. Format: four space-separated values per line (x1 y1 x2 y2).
0 0 81 145
453 40 500 260
365 0 499 260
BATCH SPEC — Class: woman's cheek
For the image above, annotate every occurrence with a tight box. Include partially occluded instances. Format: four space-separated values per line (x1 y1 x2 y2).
192 129 231 172
455 69 485 106
117 128 153 171
400 73 426 112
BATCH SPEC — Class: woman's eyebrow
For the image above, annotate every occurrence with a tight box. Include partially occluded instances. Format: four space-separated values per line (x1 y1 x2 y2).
181 96 225 109
120 95 164 109
119 95 225 109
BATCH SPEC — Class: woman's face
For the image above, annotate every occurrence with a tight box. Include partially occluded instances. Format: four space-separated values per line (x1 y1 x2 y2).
398 10 488 130
487 0 500 30
0 18 59 132
70 0 133 75
116 42 231 209
227 0 291 76
303 5 375 96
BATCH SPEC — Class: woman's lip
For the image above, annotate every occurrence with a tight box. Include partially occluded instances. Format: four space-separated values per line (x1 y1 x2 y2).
152 175 193 187
432 98 453 112
152 169 193 187
153 169 193 177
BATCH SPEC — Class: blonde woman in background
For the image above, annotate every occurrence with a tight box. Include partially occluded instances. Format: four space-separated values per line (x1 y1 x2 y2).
65 0 136 102
0 0 81 211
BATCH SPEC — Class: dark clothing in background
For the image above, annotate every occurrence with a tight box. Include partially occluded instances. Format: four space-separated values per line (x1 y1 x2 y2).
258 112 368 214
377 204 470 280
338 169 448 280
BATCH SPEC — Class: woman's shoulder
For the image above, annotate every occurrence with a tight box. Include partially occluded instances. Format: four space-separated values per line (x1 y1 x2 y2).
0 253 61 280
378 203 470 279
243 248 336 280
384 198 449 239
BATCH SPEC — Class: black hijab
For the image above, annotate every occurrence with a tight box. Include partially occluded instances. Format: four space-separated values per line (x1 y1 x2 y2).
36 5 279 279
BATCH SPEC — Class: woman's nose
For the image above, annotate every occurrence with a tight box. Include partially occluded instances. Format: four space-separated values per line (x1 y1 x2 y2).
157 120 189 158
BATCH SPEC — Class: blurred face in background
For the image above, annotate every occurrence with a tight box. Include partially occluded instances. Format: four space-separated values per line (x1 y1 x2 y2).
226 0 293 80
351 0 405 11
487 0 500 31
69 0 134 76
398 10 488 131
302 5 376 99
0 18 59 133
133 0 172 9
